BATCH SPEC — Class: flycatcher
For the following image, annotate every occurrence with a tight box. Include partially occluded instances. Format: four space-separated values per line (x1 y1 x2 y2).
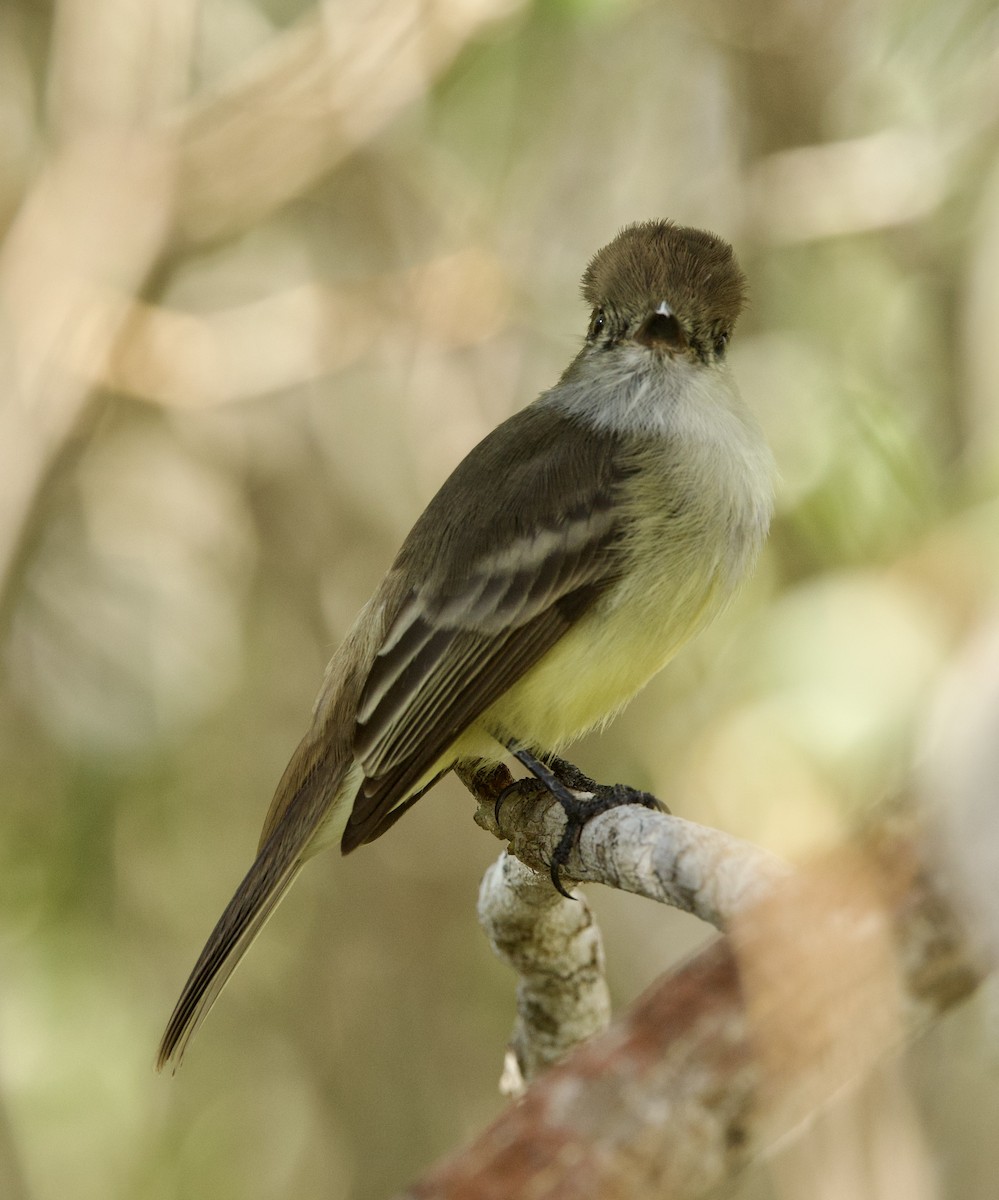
157 220 775 1068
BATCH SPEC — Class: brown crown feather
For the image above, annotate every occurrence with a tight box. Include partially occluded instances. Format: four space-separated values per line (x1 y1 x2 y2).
581 220 746 327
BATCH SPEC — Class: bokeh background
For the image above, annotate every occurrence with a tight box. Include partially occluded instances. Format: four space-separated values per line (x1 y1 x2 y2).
2 0 999 1196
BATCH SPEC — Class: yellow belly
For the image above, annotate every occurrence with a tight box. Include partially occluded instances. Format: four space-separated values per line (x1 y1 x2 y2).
471 550 727 757
460 421 771 759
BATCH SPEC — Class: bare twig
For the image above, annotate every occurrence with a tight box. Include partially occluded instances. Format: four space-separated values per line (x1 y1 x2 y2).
398 801 982 1200
460 761 792 1093
460 762 789 926
477 852 611 1094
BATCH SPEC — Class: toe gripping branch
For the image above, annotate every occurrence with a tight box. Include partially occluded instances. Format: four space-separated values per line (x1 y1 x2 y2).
499 741 664 899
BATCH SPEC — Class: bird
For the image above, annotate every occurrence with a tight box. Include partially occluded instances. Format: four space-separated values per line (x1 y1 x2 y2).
157 219 775 1069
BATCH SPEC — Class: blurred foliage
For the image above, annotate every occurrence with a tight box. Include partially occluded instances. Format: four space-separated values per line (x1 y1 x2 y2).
1 0 999 1197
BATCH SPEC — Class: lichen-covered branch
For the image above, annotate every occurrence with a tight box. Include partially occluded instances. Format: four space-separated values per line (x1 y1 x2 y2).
477 853 611 1094
399 798 982 1200
460 761 789 926
460 760 793 1091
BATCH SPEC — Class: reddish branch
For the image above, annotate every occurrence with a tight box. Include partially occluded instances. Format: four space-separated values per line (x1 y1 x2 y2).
399 792 981 1200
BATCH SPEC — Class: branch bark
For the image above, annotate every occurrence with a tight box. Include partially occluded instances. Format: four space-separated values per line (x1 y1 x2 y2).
477 853 611 1094
463 762 789 924
403 773 983 1200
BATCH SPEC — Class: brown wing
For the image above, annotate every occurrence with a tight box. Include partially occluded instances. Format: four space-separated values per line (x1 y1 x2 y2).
341 406 632 851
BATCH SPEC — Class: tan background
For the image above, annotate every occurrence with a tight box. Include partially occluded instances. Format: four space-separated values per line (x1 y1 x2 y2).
1 0 998 1196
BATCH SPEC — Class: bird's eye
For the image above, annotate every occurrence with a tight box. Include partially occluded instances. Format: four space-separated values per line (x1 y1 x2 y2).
588 308 606 340
714 329 730 358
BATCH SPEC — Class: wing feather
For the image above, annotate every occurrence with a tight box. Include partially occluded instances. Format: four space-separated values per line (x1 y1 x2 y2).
342 601 581 851
341 405 637 852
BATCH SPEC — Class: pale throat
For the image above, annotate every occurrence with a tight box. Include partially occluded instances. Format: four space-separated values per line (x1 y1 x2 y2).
544 346 740 438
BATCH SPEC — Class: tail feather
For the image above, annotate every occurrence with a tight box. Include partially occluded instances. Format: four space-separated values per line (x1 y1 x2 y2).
156 743 353 1071
156 841 303 1072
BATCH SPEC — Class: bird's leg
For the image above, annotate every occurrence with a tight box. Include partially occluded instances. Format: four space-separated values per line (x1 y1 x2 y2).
542 753 667 816
499 740 665 898
536 754 598 793
493 748 574 832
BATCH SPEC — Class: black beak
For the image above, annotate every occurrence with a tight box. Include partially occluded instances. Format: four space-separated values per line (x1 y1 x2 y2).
634 302 687 352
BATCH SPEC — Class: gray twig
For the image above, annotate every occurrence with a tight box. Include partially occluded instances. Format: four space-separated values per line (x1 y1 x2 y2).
458 761 790 1089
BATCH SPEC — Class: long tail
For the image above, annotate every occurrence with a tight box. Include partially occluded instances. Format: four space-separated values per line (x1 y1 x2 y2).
157 739 350 1071
156 841 303 1071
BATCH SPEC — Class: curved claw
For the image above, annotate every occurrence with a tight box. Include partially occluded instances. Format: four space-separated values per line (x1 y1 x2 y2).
621 784 667 814
493 741 663 898
548 819 581 900
549 859 577 900
494 780 525 831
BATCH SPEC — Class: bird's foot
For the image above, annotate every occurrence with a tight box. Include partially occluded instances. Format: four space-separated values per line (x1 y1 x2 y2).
497 746 666 898
546 779 664 897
